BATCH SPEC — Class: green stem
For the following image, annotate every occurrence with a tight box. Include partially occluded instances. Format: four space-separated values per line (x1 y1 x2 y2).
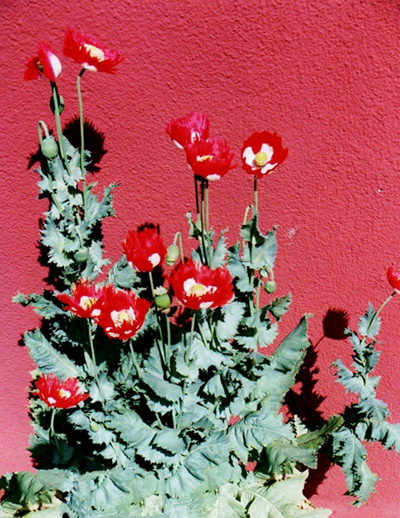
205 180 212 263
178 313 197 428
149 271 167 369
359 291 396 348
200 179 209 265
50 408 62 461
173 232 185 262
77 69 87 213
87 321 102 400
254 176 258 214
165 313 171 371
128 339 143 380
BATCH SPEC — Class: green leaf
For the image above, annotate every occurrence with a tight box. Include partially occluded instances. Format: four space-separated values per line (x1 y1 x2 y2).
358 303 380 338
41 218 71 268
13 292 64 318
211 231 228 269
268 293 292 321
215 302 246 342
297 415 344 450
142 371 183 402
207 483 245 518
109 410 156 449
24 330 82 379
227 245 253 293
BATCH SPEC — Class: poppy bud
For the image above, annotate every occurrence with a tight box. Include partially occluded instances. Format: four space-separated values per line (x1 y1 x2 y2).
166 244 180 266
75 248 89 263
90 421 99 432
50 94 65 115
41 136 59 159
154 287 172 309
264 280 276 294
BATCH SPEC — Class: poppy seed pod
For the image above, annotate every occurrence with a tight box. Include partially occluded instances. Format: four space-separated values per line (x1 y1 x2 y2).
166 244 180 266
41 136 59 159
264 280 276 294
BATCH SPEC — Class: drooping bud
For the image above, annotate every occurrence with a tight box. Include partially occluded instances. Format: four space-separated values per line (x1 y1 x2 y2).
90 421 99 432
166 244 180 266
154 286 172 309
41 136 59 159
74 248 89 263
264 280 276 294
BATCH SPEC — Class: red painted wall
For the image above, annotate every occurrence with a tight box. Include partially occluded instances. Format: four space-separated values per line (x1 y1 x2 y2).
1 0 400 515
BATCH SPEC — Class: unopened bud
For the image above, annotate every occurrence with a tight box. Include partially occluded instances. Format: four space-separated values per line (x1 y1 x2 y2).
166 244 180 266
264 280 276 294
75 248 89 263
90 421 99 432
41 136 59 159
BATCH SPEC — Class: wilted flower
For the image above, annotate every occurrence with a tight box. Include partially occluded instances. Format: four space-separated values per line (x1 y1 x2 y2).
63 29 123 73
185 137 236 181
242 130 288 179
387 266 400 291
24 42 62 82
33 374 89 409
57 279 107 319
123 227 167 272
95 287 150 340
169 259 234 310
166 112 210 149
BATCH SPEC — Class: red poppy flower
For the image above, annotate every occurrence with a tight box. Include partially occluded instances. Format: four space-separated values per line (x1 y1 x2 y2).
123 227 167 272
242 131 288 179
387 266 400 291
166 112 210 149
185 137 236 181
33 374 89 409
57 279 107 319
63 29 123 73
24 42 62 82
95 287 151 340
169 260 234 310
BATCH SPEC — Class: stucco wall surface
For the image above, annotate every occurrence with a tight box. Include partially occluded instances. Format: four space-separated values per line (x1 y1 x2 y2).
1 0 400 516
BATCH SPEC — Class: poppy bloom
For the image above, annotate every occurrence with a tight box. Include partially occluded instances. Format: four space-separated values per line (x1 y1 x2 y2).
24 42 62 82
241 131 288 179
33 374 89 409
95 287 151 340
63 29 123 73
185 137 236 181
57 279 107 319
169 260 234 310
166 112 210 149
387 266 400 291
123 227 167 272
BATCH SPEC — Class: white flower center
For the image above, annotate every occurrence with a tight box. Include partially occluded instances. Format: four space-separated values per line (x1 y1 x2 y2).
58 389 71 399
83 44 105 61
197 155 213 162
80 296 97 311
183 278 216 297
254 151 268 167
148 253 161 267
111 308 136 327
47 397 56 405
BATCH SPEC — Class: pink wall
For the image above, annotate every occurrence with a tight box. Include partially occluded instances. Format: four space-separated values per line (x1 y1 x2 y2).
1 0 400 515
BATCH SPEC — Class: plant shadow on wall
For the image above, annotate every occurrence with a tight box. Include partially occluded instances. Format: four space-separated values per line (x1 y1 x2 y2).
2 29 400 518
285 308 350 499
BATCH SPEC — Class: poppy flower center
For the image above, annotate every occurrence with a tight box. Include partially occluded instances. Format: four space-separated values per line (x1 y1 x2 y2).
184 278 216 298
197 155 214 162
111 308 136 327
80 296 97 311
83 44 105 62
254 151 268 167
58 389 72 399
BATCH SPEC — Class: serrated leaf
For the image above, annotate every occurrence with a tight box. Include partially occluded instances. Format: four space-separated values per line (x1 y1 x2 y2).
215 302 245 342
227 245 253 293
268 293 292 321
211 231 228 269
358 303 380 338
297 415 344 450
142 371 182 402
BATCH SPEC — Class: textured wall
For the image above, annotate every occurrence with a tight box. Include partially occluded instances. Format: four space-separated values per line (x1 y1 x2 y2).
1 0 400 515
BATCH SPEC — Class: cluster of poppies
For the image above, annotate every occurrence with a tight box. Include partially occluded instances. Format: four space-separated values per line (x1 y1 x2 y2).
166 112 288 182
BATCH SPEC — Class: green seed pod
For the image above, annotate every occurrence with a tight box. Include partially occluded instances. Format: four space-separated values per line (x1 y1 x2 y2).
41 136 59 159
155 292 172 310
264 280 276 294
75 248 89 263
90 421 99 432
166 244 180 266
50 94 65 115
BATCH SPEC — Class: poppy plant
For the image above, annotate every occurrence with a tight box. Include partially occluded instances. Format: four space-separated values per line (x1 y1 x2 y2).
166 112 210 149
57 279 107 319
185 137 236 181
123 227 167 272
169 259 234 310
33 374 89 409
95 287 151 340
241 130 288 179
63 29 123 73
24 42 62 82
387 266 400 291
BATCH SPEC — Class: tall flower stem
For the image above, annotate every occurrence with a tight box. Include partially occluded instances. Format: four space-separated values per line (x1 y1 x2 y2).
359 291 397 349
204 180 212 263
165 313 171 371
128 339 143 380
149 271 167 368
87 321 101 400
50 408 62 461
77 69 87 214
254 176 258 214
199 179 210 265
173 232 185 262
177 312 197 428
